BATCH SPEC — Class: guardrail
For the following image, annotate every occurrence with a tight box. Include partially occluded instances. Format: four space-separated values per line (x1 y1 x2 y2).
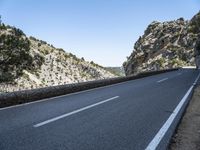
0 68 179 108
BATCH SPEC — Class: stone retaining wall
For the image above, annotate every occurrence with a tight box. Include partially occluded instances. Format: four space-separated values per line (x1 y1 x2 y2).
0 68 178 108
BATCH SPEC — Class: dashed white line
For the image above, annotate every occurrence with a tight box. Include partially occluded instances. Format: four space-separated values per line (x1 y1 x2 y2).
157 78 168 83
145 73 200 150
33 96 119 128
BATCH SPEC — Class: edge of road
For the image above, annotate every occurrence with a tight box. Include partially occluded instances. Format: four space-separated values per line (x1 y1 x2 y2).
169 84 200 150
145 70 200 150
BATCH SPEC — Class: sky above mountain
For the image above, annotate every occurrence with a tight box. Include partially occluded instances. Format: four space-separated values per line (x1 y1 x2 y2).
0 0 199 66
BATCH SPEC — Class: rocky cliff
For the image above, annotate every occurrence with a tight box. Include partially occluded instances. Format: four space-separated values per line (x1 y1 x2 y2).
124 12 200 75
0 24 116 92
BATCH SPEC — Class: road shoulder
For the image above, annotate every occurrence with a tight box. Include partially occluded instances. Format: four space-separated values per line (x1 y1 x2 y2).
169 85 200 150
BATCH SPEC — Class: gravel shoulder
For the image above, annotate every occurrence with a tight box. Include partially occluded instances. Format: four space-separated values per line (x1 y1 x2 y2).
169 85 200 150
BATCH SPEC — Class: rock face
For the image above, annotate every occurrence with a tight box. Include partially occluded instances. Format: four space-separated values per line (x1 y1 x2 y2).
0 25 116 92
124 12 200 75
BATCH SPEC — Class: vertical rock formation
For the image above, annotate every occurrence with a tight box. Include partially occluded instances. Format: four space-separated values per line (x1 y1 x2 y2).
195 37 200 68
124 12 200 76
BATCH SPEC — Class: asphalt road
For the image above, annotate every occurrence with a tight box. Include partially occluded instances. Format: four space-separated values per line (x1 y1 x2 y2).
0 68 199 150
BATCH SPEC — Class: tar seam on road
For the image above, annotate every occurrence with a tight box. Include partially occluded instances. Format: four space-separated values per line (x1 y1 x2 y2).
157 78 168 83
33 96 119 128
145 73 200 150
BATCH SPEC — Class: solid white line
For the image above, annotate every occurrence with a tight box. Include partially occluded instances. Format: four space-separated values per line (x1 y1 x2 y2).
193 73 200 85
33 96 119 128
157 78 168 83
145 73 200 150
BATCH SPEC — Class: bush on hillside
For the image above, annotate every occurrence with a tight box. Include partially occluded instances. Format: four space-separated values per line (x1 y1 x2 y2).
0 32 33 82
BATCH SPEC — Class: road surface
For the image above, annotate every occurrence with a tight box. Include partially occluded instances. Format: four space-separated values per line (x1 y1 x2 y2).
0 68 199 150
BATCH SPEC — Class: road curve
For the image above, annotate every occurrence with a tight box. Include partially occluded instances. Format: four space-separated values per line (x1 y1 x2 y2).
0 68 199 150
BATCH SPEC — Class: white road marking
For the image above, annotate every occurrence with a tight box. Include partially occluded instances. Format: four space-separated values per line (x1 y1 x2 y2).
157 78 168 83
193 73 200 85
33 96 119 128
182 66 196 69
145 73 200 150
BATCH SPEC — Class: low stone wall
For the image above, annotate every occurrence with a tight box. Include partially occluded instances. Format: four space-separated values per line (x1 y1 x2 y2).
0 68 178 108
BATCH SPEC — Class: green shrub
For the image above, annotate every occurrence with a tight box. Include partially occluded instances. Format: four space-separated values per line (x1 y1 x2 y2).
157 58 165 66
81 57 85 61
43 49 49 55
38 43 41 47
12 27 25 36
40 40 47 45
0 23 6 30
0 33 34 82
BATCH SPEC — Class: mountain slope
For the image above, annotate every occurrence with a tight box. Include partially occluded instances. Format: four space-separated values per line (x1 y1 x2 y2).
105 67 125 76
0 24 116 92
123 12 200 75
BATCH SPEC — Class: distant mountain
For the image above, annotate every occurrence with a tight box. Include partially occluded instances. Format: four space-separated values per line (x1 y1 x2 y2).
105 67 125 76
0 24 117 92
123 11 200 75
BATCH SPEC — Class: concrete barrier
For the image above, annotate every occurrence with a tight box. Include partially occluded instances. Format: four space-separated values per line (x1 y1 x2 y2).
0 68 179 108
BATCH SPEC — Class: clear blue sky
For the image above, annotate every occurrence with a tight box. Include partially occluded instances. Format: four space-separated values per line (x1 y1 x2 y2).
0 0 199 66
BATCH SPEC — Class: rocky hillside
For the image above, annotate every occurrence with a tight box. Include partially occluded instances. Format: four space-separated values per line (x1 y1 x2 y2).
105 67 125 76
124 12 200 75
0 24 116 92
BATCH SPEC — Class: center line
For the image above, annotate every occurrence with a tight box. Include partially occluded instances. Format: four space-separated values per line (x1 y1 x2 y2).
157 78 168 83
33 96 119 128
